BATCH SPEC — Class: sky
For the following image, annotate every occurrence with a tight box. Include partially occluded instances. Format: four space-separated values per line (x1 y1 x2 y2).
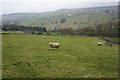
0 0 119 14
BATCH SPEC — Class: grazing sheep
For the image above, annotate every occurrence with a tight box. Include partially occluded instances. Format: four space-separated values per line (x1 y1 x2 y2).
97 42 103 46
29 35 31 37
49 43 59 49
56 38 59 40
43 37 46 39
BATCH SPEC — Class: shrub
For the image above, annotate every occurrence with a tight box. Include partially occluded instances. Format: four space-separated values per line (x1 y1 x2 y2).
60 18 65 24
31 31 36 34
37 32 43 35
46 32 50 35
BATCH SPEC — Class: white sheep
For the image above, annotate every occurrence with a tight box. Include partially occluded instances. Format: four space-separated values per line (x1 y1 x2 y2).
43 37 46 39
49 43 59 49
97 42 103 46
56 38 59 40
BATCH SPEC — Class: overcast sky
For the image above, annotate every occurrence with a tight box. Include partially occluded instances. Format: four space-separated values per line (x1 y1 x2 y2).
0 0 119 14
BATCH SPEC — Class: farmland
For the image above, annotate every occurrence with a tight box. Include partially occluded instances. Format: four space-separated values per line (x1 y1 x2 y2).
2 34 118 78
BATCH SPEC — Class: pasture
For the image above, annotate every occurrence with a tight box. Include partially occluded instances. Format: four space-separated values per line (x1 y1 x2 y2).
2 34 118 78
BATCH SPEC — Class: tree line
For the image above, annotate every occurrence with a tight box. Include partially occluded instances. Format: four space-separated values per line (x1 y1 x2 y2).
2 21 119 38
52 21 119 37
2 24 47 32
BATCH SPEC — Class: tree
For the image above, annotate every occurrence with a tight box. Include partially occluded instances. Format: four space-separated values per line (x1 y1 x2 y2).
55 21 57 24
52 27 57 32
78 26 95 36
31 31 36 34
42 27 47 32
74 22 77 24
51 21 53 24
104 10 109 14
60 18 65 24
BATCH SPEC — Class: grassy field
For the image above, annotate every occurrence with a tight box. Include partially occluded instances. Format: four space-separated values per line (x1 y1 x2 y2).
106 37 119 42
0 35 1 79
2 34 118 78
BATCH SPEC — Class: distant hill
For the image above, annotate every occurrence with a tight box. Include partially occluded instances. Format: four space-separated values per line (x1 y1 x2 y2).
2 5 118 30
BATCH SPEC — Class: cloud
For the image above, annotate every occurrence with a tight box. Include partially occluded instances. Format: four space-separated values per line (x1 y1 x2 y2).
1 1 118 14
0 0 119 2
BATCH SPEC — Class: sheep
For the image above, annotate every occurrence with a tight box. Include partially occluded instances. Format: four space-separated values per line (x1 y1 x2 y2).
59 35 62 37
56 38 59 40
43 37 46 39
97 42 103 46
28 35 31 38
29 35 31 37
49 43 59 49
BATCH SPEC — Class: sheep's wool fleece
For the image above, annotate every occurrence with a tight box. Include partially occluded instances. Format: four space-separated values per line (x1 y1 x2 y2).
98 42 102 44
52 43 59 45
50 43 59 46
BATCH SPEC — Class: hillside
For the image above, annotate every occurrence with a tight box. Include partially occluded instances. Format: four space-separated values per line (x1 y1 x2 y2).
2 6 118 30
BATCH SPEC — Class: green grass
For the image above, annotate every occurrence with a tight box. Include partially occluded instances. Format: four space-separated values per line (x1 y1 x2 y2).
43 32 59 35
2 34 118 78
1 31 22 34
106 37 119 42
0 34 1 79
